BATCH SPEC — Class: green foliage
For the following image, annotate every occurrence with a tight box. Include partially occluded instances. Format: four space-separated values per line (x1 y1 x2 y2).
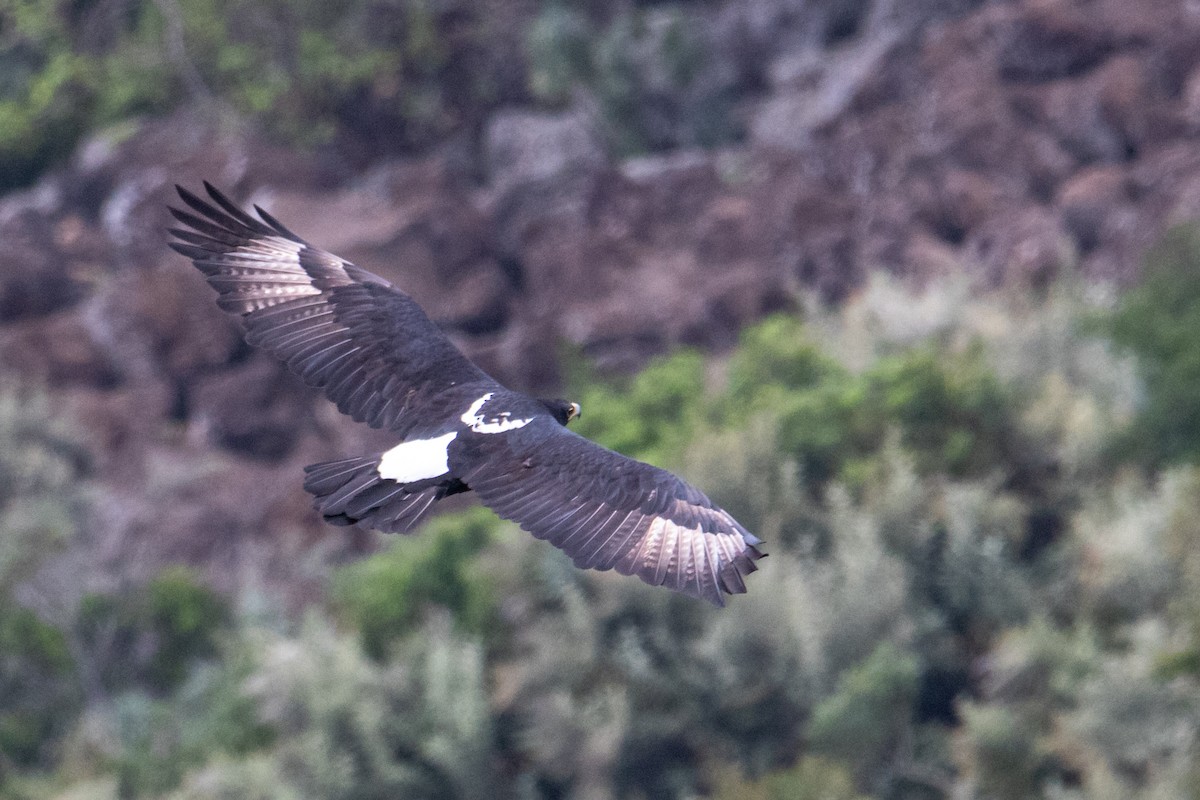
712 756 869 800
1105 223 1200 464
75 567 230 695
957 703 1044 800
865 344 1015 477
915 505 1032 640
331 507 498 659
0 389 88 592
0 0 507 187
0 605 79 768
0 0 764 186
0 0 177 188
808 642 918 776
173 0 467 148
0 4 95 189
722 317 868 487
526 4 591 104
526 2 739 154
145 567 233 690
0 387 88 775
571 349 707 465
580 313 1021 498
27 271 1200 799
224 618 493 800
726 316 841 405
107 661 273 798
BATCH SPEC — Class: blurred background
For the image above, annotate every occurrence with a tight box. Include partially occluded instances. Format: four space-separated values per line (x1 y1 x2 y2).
2 0 1200 797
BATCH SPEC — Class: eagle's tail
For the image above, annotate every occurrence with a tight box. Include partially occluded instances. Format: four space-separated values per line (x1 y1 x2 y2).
303 457 466 533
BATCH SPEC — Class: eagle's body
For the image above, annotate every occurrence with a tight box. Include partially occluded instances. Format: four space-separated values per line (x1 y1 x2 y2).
169 183 764 605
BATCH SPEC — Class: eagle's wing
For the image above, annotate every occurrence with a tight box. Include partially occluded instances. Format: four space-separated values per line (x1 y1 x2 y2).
450 418 765 606
168 183 495 436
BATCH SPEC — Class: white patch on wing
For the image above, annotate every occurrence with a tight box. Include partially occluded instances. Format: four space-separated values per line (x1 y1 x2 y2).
461 393 492 423
377 431 457 482
461 392 533 434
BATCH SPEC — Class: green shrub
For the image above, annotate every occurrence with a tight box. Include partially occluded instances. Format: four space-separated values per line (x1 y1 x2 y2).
0 0 510 188
1106 223 1200 464
0 387 88 774
571 349 707 465
914 508 1032 642
0 605 80 768
772 379 873 489
864 344 1015 477
526 4 591 105
526 3 738 154
0 388 88 592
108 659 273 798
572 313 1022 495
0 3 97 188
712 756 869 800
74 567 230 695
145 567 233 690
725 316 842 406
173 0 463 149
723 316 873 488
234 618 493 800
331 507 498 659
808 642 918 779
957 703 1043 800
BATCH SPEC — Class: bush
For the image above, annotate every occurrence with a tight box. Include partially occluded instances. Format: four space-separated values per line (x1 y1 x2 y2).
725 316 842 406
808 642 918 781
26 279 1200 799
0 387 88 775
526 2 740 154
0 388 88 593
0 3 96 189
145 567 233 690
331 508 498 659
722 316 1020 489
235 617 493 800
712 756 869 800
864 345 1016 478
571 349 708 465
957 703 1044 800
1105 223 1200 464
74 567 230 695
0 0 517 188
107 661 273 798
0 605 80 768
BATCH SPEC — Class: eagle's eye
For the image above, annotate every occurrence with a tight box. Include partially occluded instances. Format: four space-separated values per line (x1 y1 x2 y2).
568 402 581 422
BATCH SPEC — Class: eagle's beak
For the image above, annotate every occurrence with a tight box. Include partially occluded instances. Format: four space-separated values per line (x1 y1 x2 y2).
568 402 582 422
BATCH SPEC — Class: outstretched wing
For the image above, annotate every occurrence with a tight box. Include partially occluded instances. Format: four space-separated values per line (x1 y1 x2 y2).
168 183 495 436
450 419 765 606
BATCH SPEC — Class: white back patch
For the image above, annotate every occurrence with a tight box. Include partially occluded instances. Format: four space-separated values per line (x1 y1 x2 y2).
461 392 533 434
377 431 457 482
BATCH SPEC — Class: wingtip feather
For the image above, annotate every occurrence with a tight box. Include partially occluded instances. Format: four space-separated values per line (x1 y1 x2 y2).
254 204 304 241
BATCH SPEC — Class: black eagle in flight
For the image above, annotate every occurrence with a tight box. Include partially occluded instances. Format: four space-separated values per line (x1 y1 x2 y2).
168 183 764 605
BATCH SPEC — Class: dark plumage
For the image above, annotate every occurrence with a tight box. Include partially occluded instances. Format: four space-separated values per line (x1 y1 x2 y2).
168 182 765 605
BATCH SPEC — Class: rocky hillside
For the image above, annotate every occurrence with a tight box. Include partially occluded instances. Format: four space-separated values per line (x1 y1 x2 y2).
3 0 1200 594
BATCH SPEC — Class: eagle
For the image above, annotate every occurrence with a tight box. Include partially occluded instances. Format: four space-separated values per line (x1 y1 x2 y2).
168 183 764 605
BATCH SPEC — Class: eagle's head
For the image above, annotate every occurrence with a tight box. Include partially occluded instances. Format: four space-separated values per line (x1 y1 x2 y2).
541 398 581 426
